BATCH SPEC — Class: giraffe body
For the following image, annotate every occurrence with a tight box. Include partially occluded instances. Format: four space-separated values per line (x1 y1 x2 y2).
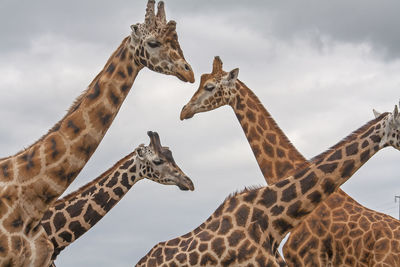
138 106 400 266
180 57 400 266
0 1 193 265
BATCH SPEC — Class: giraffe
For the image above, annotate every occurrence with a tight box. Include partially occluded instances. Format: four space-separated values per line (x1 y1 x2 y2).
40 131 193 265
138 103 400 267
180 57 400 266
136 59 400 266
0 1 194 266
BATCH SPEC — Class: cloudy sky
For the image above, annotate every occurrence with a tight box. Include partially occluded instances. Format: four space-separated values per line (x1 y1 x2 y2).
1 1 400 266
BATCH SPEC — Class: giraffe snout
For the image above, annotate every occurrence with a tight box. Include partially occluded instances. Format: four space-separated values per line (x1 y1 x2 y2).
180 104 195 120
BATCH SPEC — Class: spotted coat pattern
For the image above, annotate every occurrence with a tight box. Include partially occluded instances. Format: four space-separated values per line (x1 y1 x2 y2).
0 1 193 266
41 131 193 263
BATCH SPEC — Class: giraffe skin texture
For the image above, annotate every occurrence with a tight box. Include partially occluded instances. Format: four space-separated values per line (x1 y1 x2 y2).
0 1 193 266
176 56 400 266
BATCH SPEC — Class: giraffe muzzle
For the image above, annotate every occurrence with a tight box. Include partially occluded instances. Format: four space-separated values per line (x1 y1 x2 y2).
180 104 195 120
175 61 195 83
176 175 194 191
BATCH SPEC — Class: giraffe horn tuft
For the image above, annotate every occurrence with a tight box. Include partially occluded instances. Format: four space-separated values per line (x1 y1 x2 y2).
148 131 163 153
145 0 156 27
212 56 223 74
394 104 399 119
156 1 167 24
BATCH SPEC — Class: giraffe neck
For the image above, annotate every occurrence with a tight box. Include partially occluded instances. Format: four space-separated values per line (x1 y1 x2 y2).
258 113 388 244
0 36 142 227
41 151 143 259
230 80 307 184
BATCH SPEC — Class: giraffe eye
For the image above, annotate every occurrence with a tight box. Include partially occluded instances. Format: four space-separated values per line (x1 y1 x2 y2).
204 84 215 91
147 40 161 48
153 159 164 165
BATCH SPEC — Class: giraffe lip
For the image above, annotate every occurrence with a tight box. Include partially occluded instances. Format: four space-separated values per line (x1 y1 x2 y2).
176 177 194 191
180 105 194 120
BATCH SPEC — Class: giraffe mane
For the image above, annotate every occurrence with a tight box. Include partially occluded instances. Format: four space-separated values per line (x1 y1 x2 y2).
226 184 264 200
309 112 389 164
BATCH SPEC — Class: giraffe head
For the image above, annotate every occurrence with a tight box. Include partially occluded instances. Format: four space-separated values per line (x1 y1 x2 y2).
180 56 238 119
134 131 194 191
373 102 400 149
129 0 194 83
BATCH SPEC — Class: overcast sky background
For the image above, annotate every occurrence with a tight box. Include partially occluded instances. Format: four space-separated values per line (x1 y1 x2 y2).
1 1 400 266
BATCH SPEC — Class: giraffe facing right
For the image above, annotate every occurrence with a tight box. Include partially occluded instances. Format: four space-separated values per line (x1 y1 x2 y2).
0 1 193 266
180 57 400 266
41 131 193 265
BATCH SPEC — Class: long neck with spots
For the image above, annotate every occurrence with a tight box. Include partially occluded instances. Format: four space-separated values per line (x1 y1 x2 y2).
260 113 390 244
230 81 307 184
41 150 146 259
0 36 141 226
137 113 392 267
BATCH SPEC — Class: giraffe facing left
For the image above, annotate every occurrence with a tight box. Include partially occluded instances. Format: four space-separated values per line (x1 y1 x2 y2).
0 1 194 266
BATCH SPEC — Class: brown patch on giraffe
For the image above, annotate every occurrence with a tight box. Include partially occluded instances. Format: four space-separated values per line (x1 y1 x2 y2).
200 252 218 265
71 133 98 162
211 237 226 257
17 148 41 181
287 200 310 219
327 149 342 161
61 111 86 141
0 160 14 182
248 127 260 143
238 240 256 263
262 142 274 158
0 185 18 207
43 133 67 164
245 110 256 123
275 161 293 178
185 250 198 265
272 218 293 235
3 207 24 233
360 149 370 163
258 187 277 208
258 114 268 130
281 183 297 202
218 216 233 235
317 162 338 174
340 160 355 178
88 103 113 132
246 98 257 110
345 142 359 156
276 148 286 158
228 230 245 247
286 223 310 251
307 190 322 204
0 234 9 258
300 172 318 194
235 204 250 227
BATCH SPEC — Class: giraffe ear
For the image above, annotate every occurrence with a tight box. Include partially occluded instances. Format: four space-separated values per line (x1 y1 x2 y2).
228 68 239 82
130 24 141 43
373 109 381 118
